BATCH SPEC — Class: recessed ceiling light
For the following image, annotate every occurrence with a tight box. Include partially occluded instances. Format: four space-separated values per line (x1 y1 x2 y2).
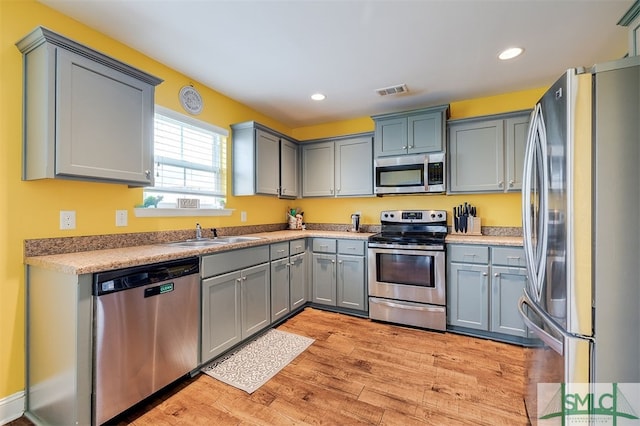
498 47 524 60
311 93 326 101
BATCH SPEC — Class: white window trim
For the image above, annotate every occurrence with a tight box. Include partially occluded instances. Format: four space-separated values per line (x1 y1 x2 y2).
136 106 231 218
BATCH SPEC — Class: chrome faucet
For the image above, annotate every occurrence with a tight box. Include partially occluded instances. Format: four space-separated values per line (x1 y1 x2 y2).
195 223 202 239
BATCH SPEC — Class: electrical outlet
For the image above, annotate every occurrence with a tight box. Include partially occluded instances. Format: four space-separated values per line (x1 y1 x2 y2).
115 210 128 227
60 210 76 230
241 211 247 222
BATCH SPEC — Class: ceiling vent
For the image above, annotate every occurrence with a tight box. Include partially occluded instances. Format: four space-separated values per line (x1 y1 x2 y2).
375 84 409 96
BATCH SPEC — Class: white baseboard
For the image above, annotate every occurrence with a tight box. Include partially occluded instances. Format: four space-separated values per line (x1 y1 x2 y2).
0 391 25 426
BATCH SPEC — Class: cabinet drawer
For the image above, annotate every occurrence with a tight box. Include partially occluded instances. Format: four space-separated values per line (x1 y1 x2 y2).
491 246 526 268
289 239 306 256
337 239 365 256
270 242 290 260
448 244 489 264
201 246 269 278
312 238 337 253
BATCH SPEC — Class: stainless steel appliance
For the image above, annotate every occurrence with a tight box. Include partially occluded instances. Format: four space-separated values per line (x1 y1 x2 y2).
374 153 445 195
93 257 200 425
350 213 361 232
368 209 447 330
519 56 640 423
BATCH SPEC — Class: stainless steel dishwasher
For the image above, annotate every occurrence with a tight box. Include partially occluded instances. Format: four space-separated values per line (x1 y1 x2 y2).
93 257 199 425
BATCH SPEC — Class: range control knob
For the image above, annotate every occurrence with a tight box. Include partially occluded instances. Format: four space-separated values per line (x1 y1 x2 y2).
438 213 443 218
431 213 436 218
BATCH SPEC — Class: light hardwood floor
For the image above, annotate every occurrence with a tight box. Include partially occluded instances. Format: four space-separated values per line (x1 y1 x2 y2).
12 307 530 425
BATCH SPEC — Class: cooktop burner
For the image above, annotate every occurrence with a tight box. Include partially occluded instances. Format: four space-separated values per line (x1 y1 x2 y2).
368 209 448 250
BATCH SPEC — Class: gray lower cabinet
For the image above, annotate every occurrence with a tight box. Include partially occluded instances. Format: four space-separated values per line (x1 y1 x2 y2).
271 239 308 322
448 110 530 193
448 246 490 330
311 238 366 312
302 134 373 197
447 244 527 338
201 246 270 362
16 27 161 186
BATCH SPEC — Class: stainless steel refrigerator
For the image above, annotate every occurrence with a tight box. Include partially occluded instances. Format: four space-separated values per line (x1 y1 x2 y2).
519 55 640 423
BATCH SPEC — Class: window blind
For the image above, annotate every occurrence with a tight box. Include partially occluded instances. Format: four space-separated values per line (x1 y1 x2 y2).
152 109 227 198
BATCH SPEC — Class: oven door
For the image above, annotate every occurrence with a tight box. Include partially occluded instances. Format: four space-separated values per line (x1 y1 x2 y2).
367 246 445 306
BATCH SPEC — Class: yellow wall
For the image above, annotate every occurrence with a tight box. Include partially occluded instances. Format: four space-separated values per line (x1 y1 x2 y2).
0 0 544 403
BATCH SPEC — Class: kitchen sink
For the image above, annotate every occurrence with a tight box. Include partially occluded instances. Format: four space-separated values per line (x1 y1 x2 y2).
167 239 228 247
212 236 263 243
166 236 262 247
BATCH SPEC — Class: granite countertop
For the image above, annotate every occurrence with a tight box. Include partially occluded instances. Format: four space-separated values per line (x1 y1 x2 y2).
25 229 523 275
445 234 523 247
24 230 374 275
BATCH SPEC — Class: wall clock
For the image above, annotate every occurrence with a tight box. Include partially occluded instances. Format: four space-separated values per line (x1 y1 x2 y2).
179 85 203 115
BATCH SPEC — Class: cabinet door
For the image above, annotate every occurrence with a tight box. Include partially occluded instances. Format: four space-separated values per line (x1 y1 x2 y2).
374 117 407 157
270 258 290 322
448 263 489 330
408 113 443 154
336 254 366 311
504 115 529 192
241 263 271 339
490 266 528 337
302 142 335 197
255 129 280 195
201 272 242 362
280 137 299 198
335 136 373 196
56 49 154 185
448 120 504 193
312 253 336 306
289 253 307 310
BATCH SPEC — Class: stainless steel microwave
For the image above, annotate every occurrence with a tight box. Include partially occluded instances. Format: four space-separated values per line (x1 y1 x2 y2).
374 153 445 195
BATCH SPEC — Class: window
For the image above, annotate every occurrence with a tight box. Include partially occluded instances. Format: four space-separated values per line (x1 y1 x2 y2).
144 106 228 208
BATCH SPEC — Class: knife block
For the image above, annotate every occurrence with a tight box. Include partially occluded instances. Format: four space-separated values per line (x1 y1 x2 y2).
452 217 482 235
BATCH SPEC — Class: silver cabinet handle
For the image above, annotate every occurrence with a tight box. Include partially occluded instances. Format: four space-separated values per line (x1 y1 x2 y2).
482 272 488 276
277 249 286 253
402 145 407 150
498 181 504 188
494 273 499 277
236 278 242 283
145 170 151 179
331 259 335 263
509 180 514 188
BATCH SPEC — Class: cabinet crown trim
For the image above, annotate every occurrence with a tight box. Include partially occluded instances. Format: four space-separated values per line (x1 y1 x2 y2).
16 26 163 86
447 109 532 126
371 104 450 121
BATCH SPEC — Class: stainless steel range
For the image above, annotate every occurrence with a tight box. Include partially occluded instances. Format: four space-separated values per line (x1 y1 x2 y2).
368 209 447 331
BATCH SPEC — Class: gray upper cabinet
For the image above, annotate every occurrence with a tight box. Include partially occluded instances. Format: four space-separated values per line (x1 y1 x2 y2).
301 134 373 197
280 137 299 198
448 110 531 193
372 105 449 157
16 27 162 186
232 122 299 198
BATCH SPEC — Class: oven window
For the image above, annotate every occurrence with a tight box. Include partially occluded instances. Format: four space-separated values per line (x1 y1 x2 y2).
376 253 434 287
377 164 424 187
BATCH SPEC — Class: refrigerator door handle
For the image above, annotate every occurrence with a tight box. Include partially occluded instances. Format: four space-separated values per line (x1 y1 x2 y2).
518 295 563 355
522 107 538 291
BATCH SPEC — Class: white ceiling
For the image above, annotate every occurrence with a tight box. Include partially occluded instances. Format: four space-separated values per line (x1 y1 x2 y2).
40 0 633 127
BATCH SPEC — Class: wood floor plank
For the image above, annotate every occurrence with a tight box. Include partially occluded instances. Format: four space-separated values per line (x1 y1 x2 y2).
10 307 530 426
